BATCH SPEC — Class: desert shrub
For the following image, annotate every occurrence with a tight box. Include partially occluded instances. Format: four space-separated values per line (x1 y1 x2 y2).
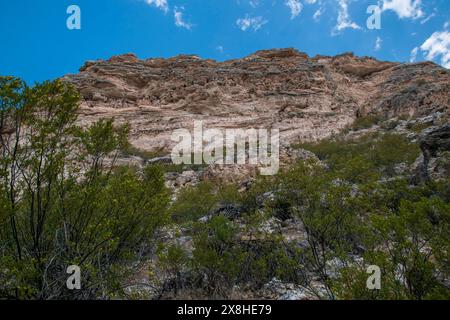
250 160 450 300
163 123 443 300
0 77 169 299
370 133 420 175
407 122 432 133
190 216 245 297
161 149 449 300
350 115 385 130
169 182 217 223
170 181 243 224
297 133 420 181
376 196 450 299
185 213 308 297
156 243 190 296
274 162 367 298
294 138 350 160
120 144 166 161
334 192 450 300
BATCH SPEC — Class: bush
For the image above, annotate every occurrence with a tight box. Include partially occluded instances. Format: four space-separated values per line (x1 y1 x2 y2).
350 115 385 131
0 77 170 299
121 144 166 161
169 182 217 223
156 152 449 300
191 216 244 297
335 194 450 300
169 181 242 223
297 133 420 181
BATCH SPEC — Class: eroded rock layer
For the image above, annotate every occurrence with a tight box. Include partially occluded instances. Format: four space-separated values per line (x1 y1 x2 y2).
63 48 450 152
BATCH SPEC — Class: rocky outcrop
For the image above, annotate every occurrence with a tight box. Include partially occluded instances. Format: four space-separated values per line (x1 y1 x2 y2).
413 124 450 182
365 62 450 119
259 278 322 300
63 49 450 156
421 124 450 156
61 49 450 188
199 203 244 222
328 52 393 77
165 170 203 190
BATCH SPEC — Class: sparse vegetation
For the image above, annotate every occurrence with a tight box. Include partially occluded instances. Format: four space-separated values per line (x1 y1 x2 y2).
295 133 420 180
407 122 433 133
121 144 167 161
348 115 385 131
0 76 448 300
159 132 448 300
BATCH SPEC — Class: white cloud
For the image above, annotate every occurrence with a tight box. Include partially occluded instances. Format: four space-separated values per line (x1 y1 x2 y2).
145 0 169 13
249 0 260 8
174 7 192 30
410 47 419 62
313 7 323 21
375 36 382 51
216 46 224 53
420 13 435 25
285 0 303 19
444 21 450 30
236 16 268 31
333 0 361 34
381 0 424 19
419 31 450 68
312 1 324 21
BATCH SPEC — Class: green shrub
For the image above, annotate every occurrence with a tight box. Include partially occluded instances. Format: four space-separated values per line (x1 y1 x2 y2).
169 182 217 223
371 133 420 172
297 133 420 181
350 115 385 131
169 182 242 223
191 216 244 297
335 195 450 300
121 144 167 160
0 77 170 299
407 122 433 133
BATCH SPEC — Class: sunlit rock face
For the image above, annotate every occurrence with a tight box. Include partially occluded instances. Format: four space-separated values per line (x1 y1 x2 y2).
63 48 449 154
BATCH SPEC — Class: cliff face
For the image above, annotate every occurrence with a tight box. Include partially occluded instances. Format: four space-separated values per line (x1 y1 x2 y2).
63 48 450 152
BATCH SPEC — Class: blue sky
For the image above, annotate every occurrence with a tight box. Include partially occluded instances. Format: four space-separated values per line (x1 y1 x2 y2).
0 0 449 84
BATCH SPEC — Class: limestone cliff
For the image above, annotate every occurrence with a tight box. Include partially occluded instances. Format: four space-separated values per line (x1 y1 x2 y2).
63 48 449 153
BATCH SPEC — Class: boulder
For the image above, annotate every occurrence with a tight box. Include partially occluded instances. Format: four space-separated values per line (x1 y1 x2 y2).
413 124 450 182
